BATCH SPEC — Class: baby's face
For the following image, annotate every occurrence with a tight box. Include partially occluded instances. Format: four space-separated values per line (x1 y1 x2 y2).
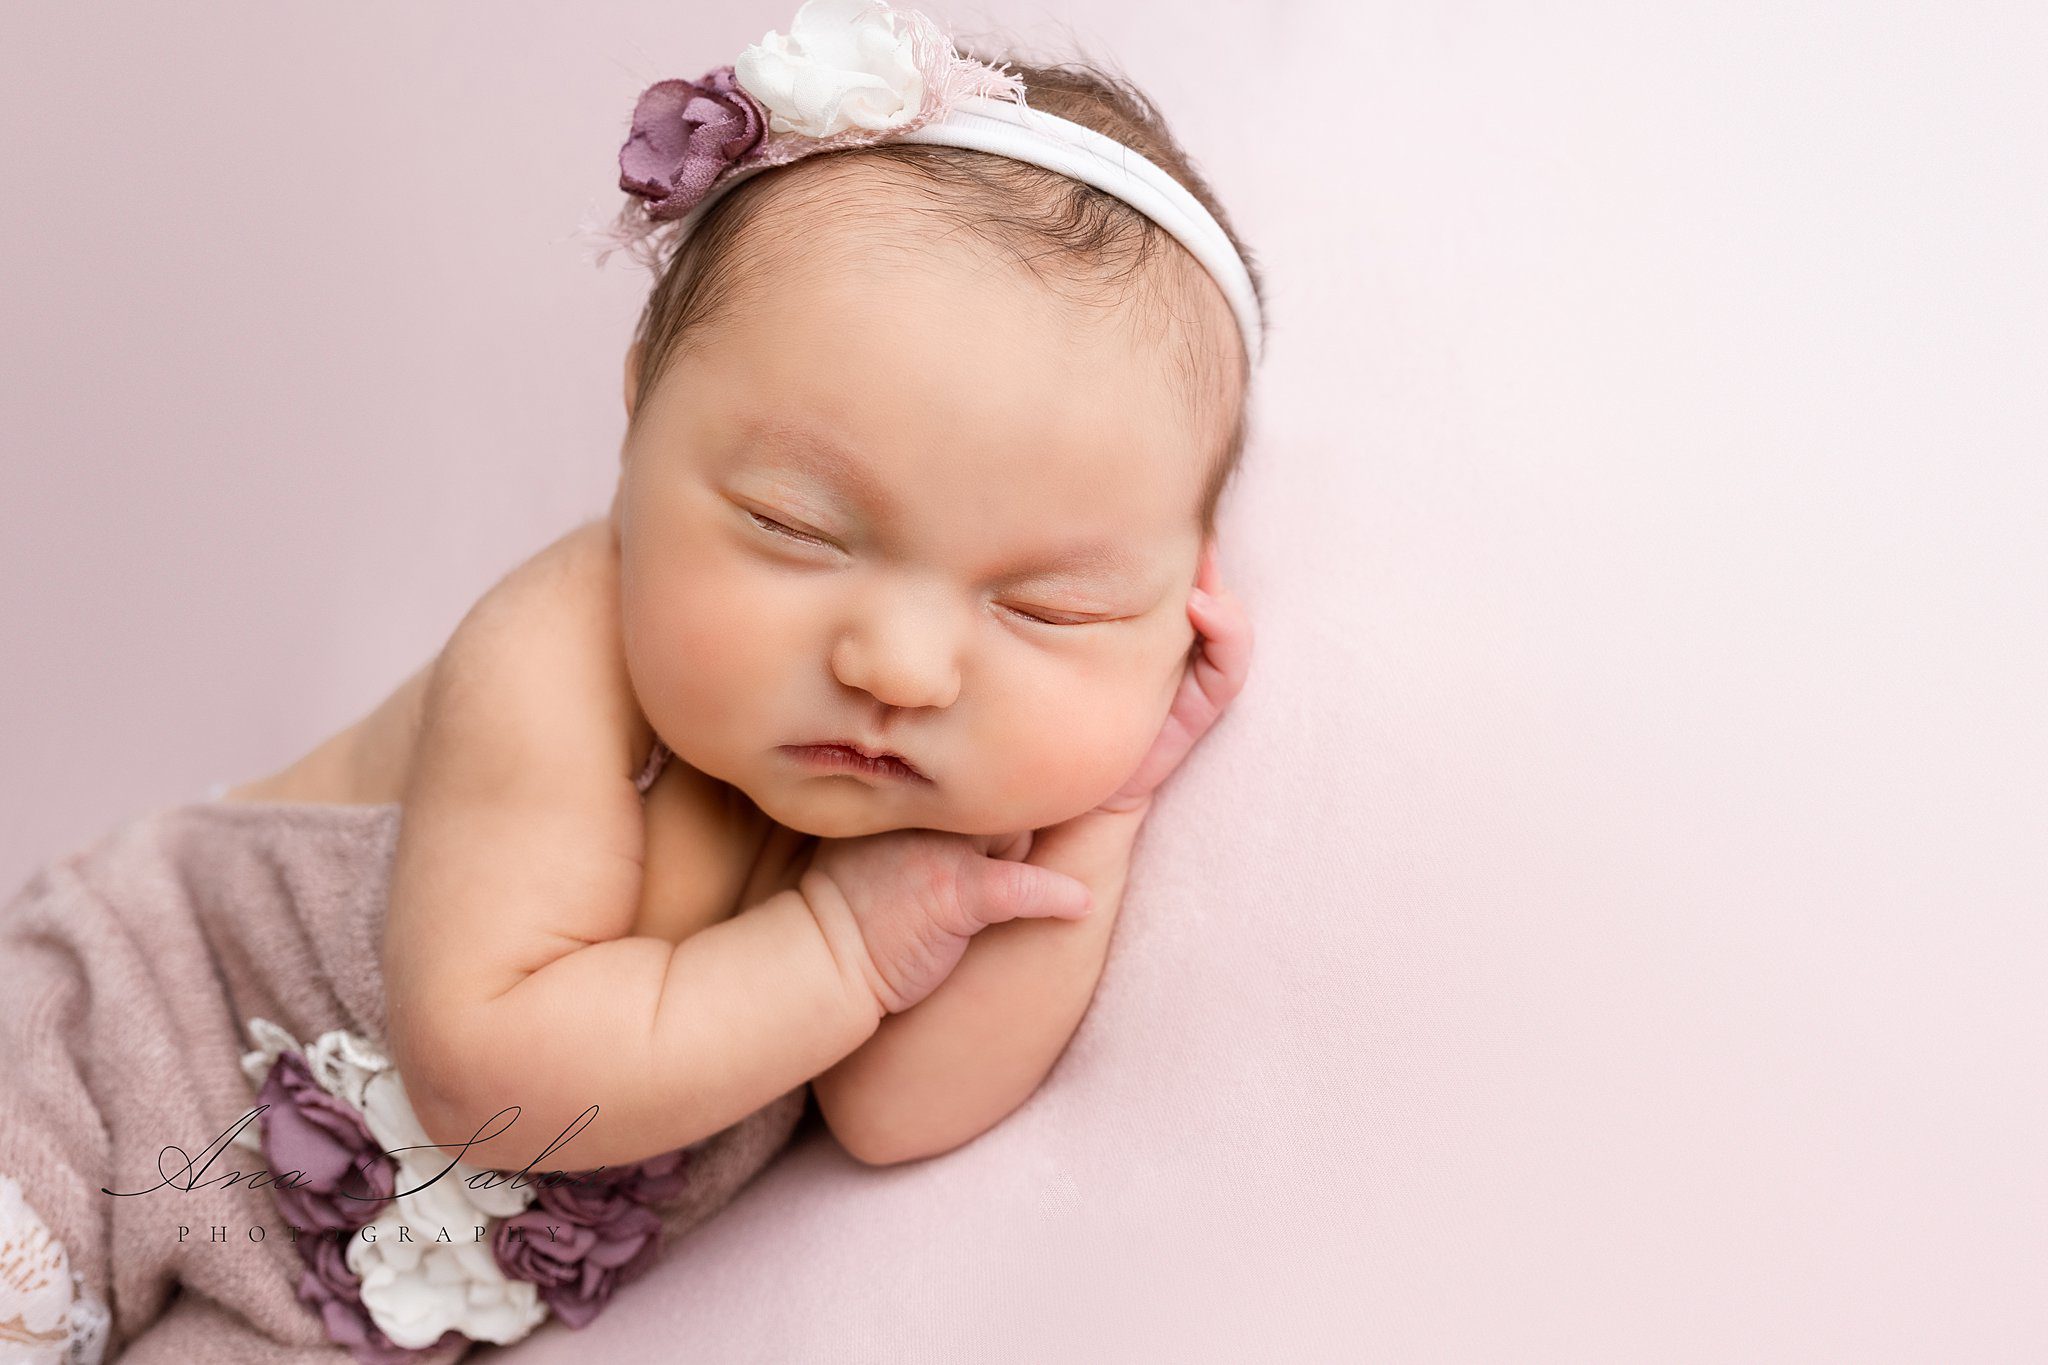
612 190 1236 838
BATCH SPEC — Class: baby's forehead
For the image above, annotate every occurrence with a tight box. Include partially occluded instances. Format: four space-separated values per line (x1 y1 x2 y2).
719 156 1243 435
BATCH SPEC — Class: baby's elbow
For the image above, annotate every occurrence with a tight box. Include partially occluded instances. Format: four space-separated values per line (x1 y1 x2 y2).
825 1108 975 1168
836 1135 907 1168
405 1056 544 1173
386 999 510 1161
835 1130 932 1168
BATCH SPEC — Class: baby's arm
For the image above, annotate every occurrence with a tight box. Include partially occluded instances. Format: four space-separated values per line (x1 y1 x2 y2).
812 804 1146 1165
383 519 882 1173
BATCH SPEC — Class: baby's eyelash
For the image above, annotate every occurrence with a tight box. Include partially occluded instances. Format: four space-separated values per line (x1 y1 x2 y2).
749 511 1093 626
749 511 825 545
1003 604 1092 628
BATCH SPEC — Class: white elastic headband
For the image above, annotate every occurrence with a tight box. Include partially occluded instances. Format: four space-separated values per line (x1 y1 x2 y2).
895 97 1264 370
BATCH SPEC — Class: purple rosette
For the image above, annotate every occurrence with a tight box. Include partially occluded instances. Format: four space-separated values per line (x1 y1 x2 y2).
255 1050 397 1233
493 1202 664 1328
618 66 766 219
491 1147 693 1328
613 1146 691 1207
542 1147 692 1217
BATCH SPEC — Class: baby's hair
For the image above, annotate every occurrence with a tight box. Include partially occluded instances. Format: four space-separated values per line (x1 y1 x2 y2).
622 46 1267 539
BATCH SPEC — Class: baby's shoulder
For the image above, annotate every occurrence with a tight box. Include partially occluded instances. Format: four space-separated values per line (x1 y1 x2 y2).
226 519 641 807
455 517 621 642
426 517 651 788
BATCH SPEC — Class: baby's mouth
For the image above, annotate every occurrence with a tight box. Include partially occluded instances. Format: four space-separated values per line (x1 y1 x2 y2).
779 741 931 783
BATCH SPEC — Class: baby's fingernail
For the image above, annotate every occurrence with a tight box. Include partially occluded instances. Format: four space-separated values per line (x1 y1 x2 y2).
1189 587 1214 612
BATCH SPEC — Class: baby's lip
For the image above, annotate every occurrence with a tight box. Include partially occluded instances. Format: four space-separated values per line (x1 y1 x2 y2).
785 738 930 782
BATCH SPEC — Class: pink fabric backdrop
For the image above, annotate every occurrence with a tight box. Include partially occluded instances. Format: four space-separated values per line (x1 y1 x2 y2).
3 2 2043 1360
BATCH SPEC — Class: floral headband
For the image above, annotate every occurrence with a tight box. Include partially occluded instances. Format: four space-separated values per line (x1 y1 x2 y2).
581 0 1266 369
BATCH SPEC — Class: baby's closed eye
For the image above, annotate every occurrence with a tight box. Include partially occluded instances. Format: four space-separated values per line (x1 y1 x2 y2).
748 510 827 545
1000 603 1100 628
745 509 1118 628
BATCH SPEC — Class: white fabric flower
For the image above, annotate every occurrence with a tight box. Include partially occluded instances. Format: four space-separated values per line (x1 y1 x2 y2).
0 1175 108 1365
345 1068 545 1348
232 1017 393 1157
736 0 925 137
238 1016 299 1084
238 1018 391 1109
302 1029 395 1112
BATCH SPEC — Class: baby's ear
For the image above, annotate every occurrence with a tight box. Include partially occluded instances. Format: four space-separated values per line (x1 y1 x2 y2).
622 340 646 422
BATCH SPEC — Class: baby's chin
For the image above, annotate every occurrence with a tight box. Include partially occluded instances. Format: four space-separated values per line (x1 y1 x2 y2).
745 785 983 840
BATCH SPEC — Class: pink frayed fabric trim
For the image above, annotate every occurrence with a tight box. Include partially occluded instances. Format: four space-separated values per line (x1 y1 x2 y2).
577 5 1028 275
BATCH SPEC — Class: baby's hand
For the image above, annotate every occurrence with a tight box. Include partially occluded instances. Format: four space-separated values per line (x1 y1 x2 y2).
800 829 1093 1015
1097 537 1254 814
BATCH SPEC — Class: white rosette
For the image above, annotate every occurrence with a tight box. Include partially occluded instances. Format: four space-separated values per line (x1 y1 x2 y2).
736 0 925 136
345 1068 546 1348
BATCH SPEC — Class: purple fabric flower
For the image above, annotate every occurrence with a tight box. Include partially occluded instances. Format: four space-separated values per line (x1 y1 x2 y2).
256 1050 396 1233
492 1203 664 1328
538 1147 692 1219
296 1231 461 1365
618 67 766 220
531 1171 639 1229
490 1147 690 1328
614 1146 691 1207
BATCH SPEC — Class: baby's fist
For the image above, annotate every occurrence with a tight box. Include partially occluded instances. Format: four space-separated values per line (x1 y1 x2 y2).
799 828 1091 1015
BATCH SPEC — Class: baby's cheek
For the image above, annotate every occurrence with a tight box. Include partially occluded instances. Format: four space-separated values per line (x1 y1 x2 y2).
625 570 751 735
999 679 1158 816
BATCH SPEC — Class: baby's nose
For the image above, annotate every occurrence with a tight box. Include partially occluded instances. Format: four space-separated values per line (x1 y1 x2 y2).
829 592 963 710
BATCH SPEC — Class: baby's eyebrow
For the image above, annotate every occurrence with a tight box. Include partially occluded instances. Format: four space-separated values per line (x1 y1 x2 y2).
1009 539 1148 586
741 417 898 518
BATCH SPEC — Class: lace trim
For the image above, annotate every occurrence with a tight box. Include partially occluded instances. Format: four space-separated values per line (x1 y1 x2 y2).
0 1175 109 1365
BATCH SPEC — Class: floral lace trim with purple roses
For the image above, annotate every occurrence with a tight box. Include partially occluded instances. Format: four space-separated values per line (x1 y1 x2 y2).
231 1017 692 1362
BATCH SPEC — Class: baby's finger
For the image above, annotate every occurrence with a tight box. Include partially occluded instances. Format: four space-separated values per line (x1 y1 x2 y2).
957 858 1093 928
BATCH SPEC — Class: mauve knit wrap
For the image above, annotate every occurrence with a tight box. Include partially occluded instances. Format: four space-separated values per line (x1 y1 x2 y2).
0 799 807 1362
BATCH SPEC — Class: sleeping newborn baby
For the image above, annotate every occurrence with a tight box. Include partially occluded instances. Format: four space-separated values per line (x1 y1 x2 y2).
371 139 1256 1177
0 14 1266 1361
